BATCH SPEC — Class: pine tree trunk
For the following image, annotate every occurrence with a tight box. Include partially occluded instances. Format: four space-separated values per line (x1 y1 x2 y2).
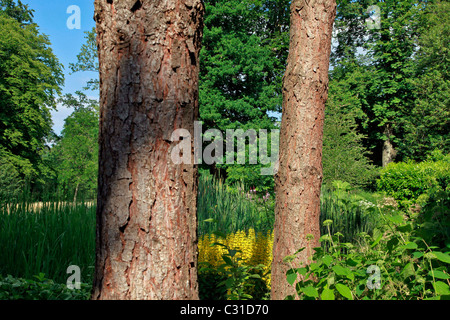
271 0 336 300
92 0 204 300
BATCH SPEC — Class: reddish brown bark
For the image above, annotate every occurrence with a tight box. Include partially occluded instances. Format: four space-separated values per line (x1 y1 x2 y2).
271 0 336 300
92 0 204 300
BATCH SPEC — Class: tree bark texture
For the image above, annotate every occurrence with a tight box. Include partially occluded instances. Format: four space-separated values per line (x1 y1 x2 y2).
271 0 336 300
92 0 204 300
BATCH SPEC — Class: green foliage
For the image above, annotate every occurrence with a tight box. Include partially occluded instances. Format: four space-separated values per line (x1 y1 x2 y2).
68 27 99 91
376 153 450 207
0 0 33 25
285 207 450 300
0 11 64 180
197 170 274 236
50 92 99 201
199 0 289 188
0 274 90 300
0 201 96 285
320 182 380 244
0 153 24 206
323 89 378 188
401 0 450 160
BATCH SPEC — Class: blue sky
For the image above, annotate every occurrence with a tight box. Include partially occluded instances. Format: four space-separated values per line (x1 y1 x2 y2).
26 0 98 135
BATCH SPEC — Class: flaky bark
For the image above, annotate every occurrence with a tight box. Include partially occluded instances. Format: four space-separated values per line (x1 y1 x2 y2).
271 0 336 300
92 0 204 300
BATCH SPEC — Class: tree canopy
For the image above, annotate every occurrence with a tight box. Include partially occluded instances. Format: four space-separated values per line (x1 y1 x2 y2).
0 3 64 179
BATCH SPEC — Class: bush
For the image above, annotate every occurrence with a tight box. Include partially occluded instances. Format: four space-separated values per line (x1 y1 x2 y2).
377 153 450 207
285 211 450 300
0 273 90 300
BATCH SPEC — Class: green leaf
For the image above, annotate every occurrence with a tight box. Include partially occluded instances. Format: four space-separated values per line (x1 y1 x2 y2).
286 269 297 286
433 252 450 264
323 255 333 267
228 249 238 257
321 286 335 300
332 265 353 280
213 231 227 239
296 267 308 276
429 270 450 280
433 281 450 295
402 262 415 279
386 215 404 225
222 255 233 265
400 242 418 250
301 286 319 299
397 223 413 233
335 283 353 300
371 229 383 248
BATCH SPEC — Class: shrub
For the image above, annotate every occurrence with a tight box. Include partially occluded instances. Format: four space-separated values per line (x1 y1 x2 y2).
377 154 450 207
284 210 450 300
0 273 90 300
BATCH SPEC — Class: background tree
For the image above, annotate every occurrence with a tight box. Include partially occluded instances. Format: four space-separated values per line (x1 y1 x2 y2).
68 27 99 92
0 2 64 186
271 0 336 300
198 0 290 189
322 86 377 188
51 92 99 202
92 0 204 300
400 0 449 160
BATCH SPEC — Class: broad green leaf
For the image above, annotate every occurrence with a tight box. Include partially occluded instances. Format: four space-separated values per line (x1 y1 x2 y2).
402 262 415 279
323 255 333 267
332 265 353 280
335 283 353 300
301 286 319 299
433 281 450 295
401 242 418 250
434 252 450 264
397 223 413 233
429 270 450 280
321 286 335 300
386 215 404 225
296 267 308 276
286 270 297 286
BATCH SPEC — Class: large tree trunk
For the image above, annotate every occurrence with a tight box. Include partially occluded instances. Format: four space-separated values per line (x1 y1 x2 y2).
92 0 204 300
382 124 397 167
271 0 336 300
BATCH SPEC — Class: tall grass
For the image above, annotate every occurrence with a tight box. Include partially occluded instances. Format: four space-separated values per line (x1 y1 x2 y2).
0 175 378 287
0 201 96 285
320 187 380 243
197 172 274 236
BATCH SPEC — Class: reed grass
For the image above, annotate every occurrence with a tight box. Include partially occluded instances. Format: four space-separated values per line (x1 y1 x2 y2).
0 201 96 285
197 172 274 236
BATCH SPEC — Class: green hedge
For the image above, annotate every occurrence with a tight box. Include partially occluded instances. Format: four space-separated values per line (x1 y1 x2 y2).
377 153 450 207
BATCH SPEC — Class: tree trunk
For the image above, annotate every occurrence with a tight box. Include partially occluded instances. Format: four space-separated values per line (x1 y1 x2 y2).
382 124 397 167
92 0 204 300
73 182 79 204
271 0 336 300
